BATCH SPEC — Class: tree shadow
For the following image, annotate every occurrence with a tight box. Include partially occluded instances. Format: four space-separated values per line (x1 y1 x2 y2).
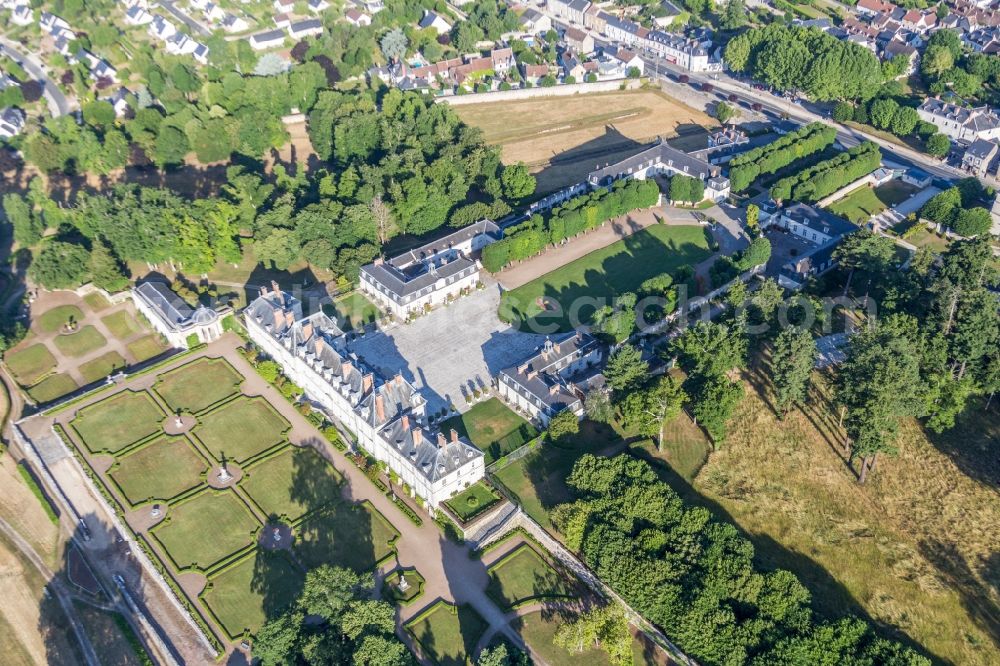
922 397 1000 493
531 125 646 196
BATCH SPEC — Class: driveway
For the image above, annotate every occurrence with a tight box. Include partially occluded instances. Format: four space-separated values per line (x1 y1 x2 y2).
159 0 211 36
348 281 545 415
0 38 71 116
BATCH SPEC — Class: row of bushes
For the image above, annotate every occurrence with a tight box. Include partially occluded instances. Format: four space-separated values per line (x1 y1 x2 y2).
771 141 881 203
919 186 994 237
482 178 660 272
728 122 837 192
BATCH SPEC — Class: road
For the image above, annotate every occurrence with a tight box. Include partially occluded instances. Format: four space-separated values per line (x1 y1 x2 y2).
159 0 211 36
0 38 71 117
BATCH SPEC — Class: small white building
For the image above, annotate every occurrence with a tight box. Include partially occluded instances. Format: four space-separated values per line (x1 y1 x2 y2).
287 18 323 39
308 0 329 12
418 10 451 35
250 28 286 50
39 11 70 33
497 332 604 426
359 220 501 321
220 13 249 32
0 107 26 140
132 281 228 349
149 15 178 41
124 6 153 25
345 7 371 26
10 3 32 25
918 98 1000 144
273 0 294 12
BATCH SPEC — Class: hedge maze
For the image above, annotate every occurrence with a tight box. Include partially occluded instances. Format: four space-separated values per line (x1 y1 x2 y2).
57 355 402 647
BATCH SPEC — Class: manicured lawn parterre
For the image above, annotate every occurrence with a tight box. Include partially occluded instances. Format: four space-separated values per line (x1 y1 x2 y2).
71 390 164 454
500 224 713 331
152 489 260 571
83 293 110 311
194 396 289 463
511 610 614 666
486 543 577 610
25 373 78 404
406 601 489 666
326 292 380 331
37 305 84 333
78 351 126 384
827 181 919 225
200 550 304 640
126 335 167 363
440 398 538 465
444 481 502 523
155 357 243 414
100 311 142 340
4 343 57 386
294 501 399 572
240 446 342 522
109 436 208 506
52 326 107 358
384 568 424 605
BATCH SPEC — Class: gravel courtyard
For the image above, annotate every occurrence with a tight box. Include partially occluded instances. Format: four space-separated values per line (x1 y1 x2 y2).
347 279 546 415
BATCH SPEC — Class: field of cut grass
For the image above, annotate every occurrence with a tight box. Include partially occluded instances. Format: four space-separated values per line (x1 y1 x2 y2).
153 490 259 571
827 181 919 225
110 436 208 506
25 373 78 404
154 357 243 414
52 326 106 358
4 343 57 386
36 305 83 333
126 335 168 363
406 601 489 666
194 397 289 463
440 398 538 465
326 292 380 331
240 446 342 522
486 543 577 610
100 311 142 340
294 502 398 572
444 481 502 523
500 224 713 332
71 390 164 454
511 610 614 666
79 351 126 384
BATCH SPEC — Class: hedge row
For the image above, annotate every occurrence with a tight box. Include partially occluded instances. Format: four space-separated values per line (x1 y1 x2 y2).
771 141 881 203
728 122 837 192
482 178 660 272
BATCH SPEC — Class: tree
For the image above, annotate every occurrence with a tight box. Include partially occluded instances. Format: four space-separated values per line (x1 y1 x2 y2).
592 293 638 343
548 409 580 442
720 0 748 29
692 376 745 443
890 106 920 136
254 610 303 666
925 132 950 157
868 98 900 130
833 229 895 297
539 74 557 87
82 100 116 128
951 207 992 237
620 375 686 450
584 390 613 424
733 236 771 271
832 101 854 122
153 125 190 167
770 328 816 415
501 163 536 200
3 193 43 247
554 604 632 666
380 28 408 63
29 241 90 289
604 344 648 393
746 203 760 233
477 642 529 666
88 238 129 292
672 321 746 378
714 101 737 125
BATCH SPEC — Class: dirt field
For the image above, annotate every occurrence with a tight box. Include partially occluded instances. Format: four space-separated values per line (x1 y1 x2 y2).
0 456 63 569
453 89 717 194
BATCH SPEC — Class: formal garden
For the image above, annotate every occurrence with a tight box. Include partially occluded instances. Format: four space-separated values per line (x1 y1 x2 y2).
55 354 402 646
405 600 490 666
826 180 919 224
485 543 578 610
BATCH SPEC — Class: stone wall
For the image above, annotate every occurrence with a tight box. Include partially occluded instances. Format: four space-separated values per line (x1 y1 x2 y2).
437 78 642 106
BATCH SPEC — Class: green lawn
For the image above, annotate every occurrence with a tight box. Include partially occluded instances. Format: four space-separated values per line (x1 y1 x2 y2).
241 446 342 522
444 481 502 523
511 610 613 666
385 568 424 605
26 373 78 404
126 335 168 363
79 351 127 384
153 490 260 571
500 224 713 331
440 398 538 465
5 343 57 386
109 436 208 506
37 305 84 333
486 543 577 610
200 550 304 640
155 357 244 414
101 311 143 340
493 420 625 532
53 326 107 358
406 601 489 666
629 410 711 482
294 501 399 572
827 181 919 225
83 293 111 312
194 397 289 463
325 292 380 331
71 390 164 454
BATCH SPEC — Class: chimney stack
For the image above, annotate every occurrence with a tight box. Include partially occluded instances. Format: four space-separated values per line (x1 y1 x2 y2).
342 361 353 379
301 321 313 341
402 415 410 431
284 310 294 326
549 383 560 395
314 337 323 355
362 373 373 394
450 428 458 443
437 433 447 448
395 373 403 387
375 394 385 422
271 280 280 297
413 428 422 446
259 286 267 299
273 309 283 329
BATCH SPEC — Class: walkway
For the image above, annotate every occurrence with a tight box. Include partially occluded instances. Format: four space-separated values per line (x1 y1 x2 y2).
0 38 72 116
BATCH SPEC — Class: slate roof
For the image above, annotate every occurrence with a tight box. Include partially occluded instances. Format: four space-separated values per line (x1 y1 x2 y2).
499 332 600 412
781 203 856 238
965 137 997 160
588 138 718 184
134 281 219 331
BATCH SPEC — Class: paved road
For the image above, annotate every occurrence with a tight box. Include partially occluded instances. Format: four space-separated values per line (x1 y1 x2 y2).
0 38 71 117
159 0 211 36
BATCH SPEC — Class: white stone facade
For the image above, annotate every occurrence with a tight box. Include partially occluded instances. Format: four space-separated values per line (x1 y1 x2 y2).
131 281 226 349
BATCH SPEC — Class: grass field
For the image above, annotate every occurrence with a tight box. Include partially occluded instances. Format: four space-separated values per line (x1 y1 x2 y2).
440 398 538 465
155 357 243 414
486 544 576 610
684 368 1000 666
25 373 78 404
52 326 107 358
240 446 342 522
194 397 289 463
4 343 57 386
444 481 502 523
406 601 489 666
453 90 716 194
37 305 83 333
110 436 208 505
78 351 126 384
153 490 259 571
511 610 613 666
72 390 164 454
500 224 713 331
200 550 304 639
326 292 380 331
83 292 110 311
294 502 399 572
126 335 167 363
827 181 919 224
630 409 712 482
101 311 142 340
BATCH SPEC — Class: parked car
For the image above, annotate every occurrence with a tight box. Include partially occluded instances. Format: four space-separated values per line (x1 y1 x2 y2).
701 82 714 92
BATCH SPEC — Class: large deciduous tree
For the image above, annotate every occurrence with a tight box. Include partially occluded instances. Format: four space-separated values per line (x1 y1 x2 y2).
770 327 817 415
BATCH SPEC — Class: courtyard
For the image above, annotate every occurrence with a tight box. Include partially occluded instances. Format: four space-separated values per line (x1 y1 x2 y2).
826 180 920 224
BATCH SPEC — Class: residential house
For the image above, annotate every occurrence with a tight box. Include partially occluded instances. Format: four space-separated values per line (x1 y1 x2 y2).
148 15 177 41
362 0 384 13
518 8 552 35
607 47 643 76
490 47 515 76
106 87 135 117
288 18 323 38
192 42 210 64
274 13 292 28
358 220 501 321
243 286 485 508
856 0 896 16
221 14 250 32
132 280 228 349
273 0 294 12
345 8 371 26
521 62 551 85
587 138 730 202
962 138 998 175
90 58 118 83
918 98 1000 143
10 3 32 25
39 11 70 32
419 10 451 35
564 26 595 54
584 6 606 33
308 0 330 12
250 28 286 50
763 203 857 289
0 107 25 139
653 0 682 27
166 33 199 56
548 0 590 25
883 40 918 74
497 332 604 426
561 52 587 80
124 6 153 25
202 2 226 22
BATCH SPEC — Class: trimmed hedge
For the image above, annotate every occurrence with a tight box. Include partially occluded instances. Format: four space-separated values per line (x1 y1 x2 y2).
17 463 59 525
771 141 881 203
728 122 837 192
